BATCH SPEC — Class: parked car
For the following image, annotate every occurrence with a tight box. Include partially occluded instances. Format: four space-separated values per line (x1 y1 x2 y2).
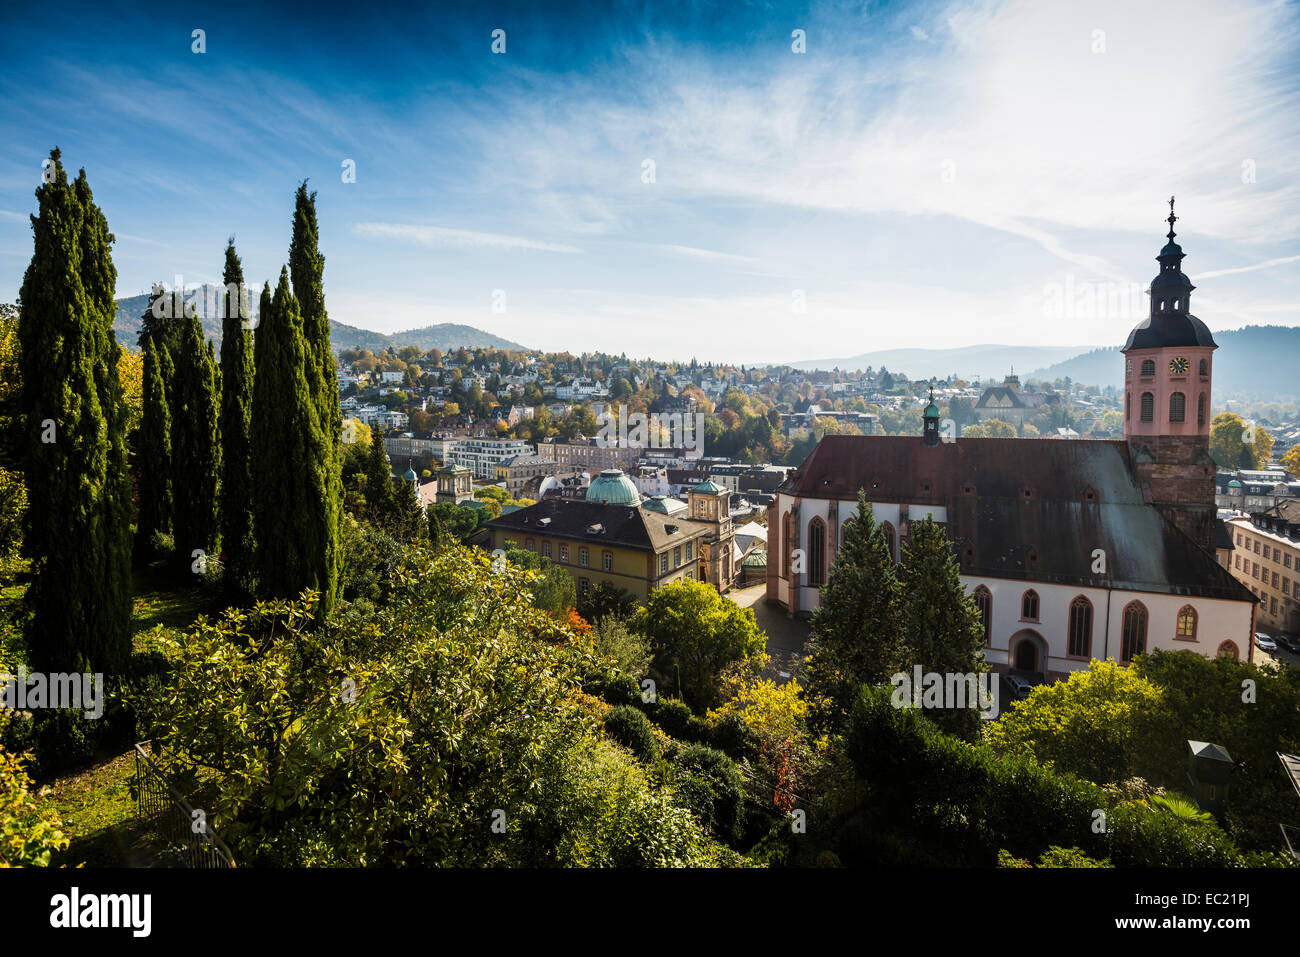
1254 632 1277 652
1272 635 1300 654
1005 675 1034 699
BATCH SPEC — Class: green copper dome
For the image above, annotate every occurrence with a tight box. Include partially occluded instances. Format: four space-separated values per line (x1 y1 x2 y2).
586 469 642 506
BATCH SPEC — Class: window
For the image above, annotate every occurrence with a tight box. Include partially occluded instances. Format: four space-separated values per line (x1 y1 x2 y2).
525 538 534 551
559 545 569 563
1286 555 1293 569
1217 641 1239 661
579 547 588 567
1176 605 1197 640
603 551 613 572
1121 602 1148 664
1272 571 1280 588
783 512 794 577
1067 596 1092 658
1255 541 1261 554
880 522 896 563
1197 393 1206 426
685 541 693 562
1283 578 1291 596
1169 392 1185 423
1199 358 1208 377
1236 533 1242 545
1021 589 1039 621
579 577 589 594
1264 546 1271 560
1271 597 1278 615
542 542 552 558
1140 359 1155 377
1140 392 1154 422
673 547 681 568
660 554 669 575
973 586 992 646
808 517 827 585
1235 554 1241 569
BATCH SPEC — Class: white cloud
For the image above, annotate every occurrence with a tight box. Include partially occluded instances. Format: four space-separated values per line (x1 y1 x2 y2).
352 222 583 254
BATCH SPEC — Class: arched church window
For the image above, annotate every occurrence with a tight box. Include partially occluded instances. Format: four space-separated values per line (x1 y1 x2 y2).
1169 392 1185 423
1121 601 1148 663
880 522 896 563
1021 589 1039 621
1067 596 1092 658
973 586 992 646
1176 605 1197 640
808 518 826 586
1140 392 1154 422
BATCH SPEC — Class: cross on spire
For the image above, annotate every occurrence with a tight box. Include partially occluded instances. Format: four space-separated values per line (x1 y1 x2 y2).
1166 195 1177 238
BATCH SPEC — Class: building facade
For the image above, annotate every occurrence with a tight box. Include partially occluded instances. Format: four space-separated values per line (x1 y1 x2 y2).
1226 501 1300 633
765 204 1256 678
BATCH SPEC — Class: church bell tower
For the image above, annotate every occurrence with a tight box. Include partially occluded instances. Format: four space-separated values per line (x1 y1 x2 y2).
1122 198 1218 551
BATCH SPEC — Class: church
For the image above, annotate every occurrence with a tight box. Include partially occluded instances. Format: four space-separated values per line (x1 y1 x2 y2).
766 202 1258 680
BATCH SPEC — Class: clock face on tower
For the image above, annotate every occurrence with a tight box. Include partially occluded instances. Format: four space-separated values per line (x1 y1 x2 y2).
1169 356 1189 375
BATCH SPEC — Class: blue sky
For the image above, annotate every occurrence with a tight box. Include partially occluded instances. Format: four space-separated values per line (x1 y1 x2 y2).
1 0 1297 364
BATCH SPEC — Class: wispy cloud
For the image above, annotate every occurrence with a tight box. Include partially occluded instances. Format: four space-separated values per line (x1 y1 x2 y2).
352 222 583 254
1198 254 1300 279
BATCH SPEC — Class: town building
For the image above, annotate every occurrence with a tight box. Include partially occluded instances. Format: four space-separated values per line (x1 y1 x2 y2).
972 372 1060 426
1226 500 1300 633
767 204 1257 678
447 436 534 480
485 470 712 601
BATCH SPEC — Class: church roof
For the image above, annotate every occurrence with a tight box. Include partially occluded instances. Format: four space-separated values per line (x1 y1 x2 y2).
1122 311 1217 351
778 434 1252 602
485 498 709 552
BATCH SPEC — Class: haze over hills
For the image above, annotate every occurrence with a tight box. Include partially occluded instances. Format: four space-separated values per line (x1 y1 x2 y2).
112 286 528 354
786 344 1093 380
1027 325 1300 401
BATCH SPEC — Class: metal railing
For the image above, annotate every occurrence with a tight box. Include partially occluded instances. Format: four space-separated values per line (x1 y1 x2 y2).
134 741 235 868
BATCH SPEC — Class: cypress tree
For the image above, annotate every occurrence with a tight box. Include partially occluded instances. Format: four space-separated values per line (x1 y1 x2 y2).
804 490 904 727
136 335 174 556
898 516 989 739
252 269 325 606
219 239 255 599
170 305 220 574
288 183 341 615
364 426 394 519
17 149 132 673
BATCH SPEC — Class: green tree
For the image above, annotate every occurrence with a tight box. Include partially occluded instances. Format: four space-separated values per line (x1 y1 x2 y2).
504 546 576 614
288 182 342 616
252 271 326 609
363 427 394 518
804 491 903 725
17 149 132 673
428 501 479 545
170 306 220 572
898 517 989 738
219 239 255 599
135 336 174 556
1209 412 1250 468
633 579 767 710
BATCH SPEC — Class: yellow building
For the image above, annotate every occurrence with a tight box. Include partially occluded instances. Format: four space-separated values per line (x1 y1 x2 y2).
485 469 710 600
1227 501 1300 633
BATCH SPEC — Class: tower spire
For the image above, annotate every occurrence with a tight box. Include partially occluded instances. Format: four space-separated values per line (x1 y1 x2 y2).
1166 195 1177 240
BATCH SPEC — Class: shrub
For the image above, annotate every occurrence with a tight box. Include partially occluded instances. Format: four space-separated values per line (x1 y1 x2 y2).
604 705 659 763
669 742 746 842
0 732 68 866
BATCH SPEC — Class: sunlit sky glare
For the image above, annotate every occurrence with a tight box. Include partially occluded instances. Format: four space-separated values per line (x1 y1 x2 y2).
0 0 1297 364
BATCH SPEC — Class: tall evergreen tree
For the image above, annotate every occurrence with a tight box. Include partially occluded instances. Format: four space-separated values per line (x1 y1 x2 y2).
136 336 174 556
804 490 903 727
898 516 989 739
364 427 394 518
288 183 341 615
17 149 132 672
219 239 255 599
252 270 331 608
170 306 221 573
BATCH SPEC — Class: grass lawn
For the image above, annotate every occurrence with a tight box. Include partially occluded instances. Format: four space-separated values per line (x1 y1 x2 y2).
41 746 170 867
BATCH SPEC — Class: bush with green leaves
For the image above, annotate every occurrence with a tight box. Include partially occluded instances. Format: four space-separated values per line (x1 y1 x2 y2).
847 685 1249 867
604 704 659 762
667 742 746 843
137 543 733 866
0 723 68 867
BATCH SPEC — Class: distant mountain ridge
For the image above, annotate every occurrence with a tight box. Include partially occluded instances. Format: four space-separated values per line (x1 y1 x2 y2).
112 286 527 354
1027 325 1300 400
787 343 1092 379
